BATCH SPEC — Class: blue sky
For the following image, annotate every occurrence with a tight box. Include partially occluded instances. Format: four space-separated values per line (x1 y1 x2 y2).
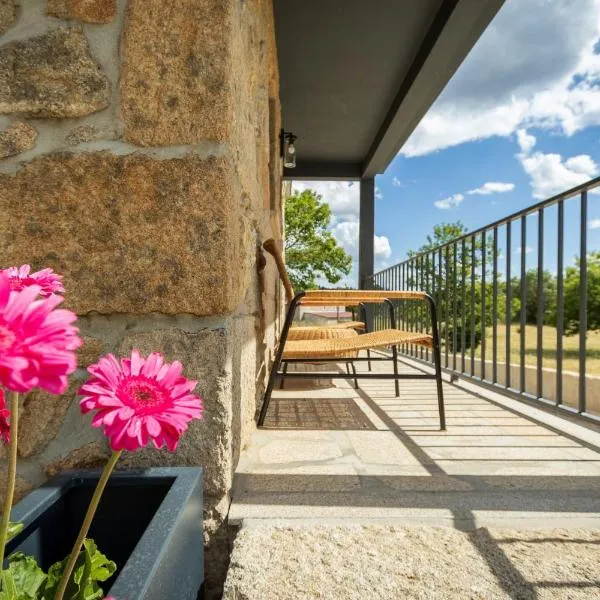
293 0 600 287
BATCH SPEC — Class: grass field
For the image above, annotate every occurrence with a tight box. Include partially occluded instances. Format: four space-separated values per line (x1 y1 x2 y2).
440 324 600 376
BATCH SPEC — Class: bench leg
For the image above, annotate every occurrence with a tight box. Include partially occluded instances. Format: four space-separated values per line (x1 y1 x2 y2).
258 292 305 427
426 295 446 431
350 362 359 389
279 362 288 389
391 345 400 397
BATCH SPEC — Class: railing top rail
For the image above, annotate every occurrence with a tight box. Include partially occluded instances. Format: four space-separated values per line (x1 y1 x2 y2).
371 175 600 278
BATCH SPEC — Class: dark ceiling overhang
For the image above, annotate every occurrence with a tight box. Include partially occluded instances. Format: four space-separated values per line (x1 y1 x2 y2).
274 0 505 180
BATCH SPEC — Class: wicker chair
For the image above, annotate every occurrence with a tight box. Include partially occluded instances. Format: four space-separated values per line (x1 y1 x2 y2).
258 244 446 431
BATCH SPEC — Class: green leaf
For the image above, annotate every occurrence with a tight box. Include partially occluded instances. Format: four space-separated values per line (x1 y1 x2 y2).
84 540 115 584
6 523 23 543
0 570 17 600
42 539 116 600
5 554 46 600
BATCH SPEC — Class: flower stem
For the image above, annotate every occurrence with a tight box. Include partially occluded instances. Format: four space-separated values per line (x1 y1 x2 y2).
0 391 19 569
54 449 122 600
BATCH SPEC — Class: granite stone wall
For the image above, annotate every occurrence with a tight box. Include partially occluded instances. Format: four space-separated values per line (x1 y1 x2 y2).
0 1 282 596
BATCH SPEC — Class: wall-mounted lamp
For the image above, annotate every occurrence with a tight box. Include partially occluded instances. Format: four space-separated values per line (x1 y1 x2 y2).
280 129 297 168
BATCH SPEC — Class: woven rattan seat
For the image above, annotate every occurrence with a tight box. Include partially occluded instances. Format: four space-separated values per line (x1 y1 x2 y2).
289 321 365 337
283 329 433 359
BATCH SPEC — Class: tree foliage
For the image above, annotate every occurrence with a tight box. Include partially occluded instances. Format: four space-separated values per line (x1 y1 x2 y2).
564 251 600 333
510 269 557 326
406 221 498 351
284 189 352 290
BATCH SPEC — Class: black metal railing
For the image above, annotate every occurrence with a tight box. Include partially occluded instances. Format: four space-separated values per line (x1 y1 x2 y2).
365 176 600 421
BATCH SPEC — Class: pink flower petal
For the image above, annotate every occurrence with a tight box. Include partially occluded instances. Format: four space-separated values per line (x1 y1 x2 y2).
79 350 203 452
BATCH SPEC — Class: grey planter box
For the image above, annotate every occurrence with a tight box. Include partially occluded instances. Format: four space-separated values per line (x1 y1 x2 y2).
6 467 204 600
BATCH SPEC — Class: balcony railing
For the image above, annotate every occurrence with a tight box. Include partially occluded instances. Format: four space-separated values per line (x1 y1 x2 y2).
365 176 600 422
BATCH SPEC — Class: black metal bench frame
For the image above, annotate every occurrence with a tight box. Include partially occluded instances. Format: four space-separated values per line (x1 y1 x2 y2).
257 292 446 430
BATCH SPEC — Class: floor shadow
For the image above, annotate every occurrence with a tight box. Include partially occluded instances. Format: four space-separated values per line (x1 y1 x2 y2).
263 396 376 430
247 358 600 599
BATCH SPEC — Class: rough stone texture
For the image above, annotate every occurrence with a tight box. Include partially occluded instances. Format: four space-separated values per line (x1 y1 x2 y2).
0 152 251 316
0 122 37 158
45 441 110 477
47 0 116 23
0 471 32 507
18 379 80 457
230 0 278 214
204 495 232 600
64 124 100 146
0 28 110 118
115 326 234 498
77 336 105 368
224 525 600 600
0 0 15 35
121 0 233 146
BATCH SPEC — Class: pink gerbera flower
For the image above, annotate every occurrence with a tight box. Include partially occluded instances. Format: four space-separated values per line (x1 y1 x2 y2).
0 272 81 394
0 389 10 445
2 265 65 297
79 350 204 452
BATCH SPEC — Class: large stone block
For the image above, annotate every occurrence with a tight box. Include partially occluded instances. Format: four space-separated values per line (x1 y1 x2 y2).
18 379 79 457
120 0 232 145
0 0 15 35
0 152 248 316
77 336 105 368
0 471 32 505
115 327 234 498
45 441 110 477
0 122 37 158
0 28 110 118
47 0 117 23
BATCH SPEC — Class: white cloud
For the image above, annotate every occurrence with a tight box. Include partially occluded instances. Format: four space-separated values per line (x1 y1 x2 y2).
434 193 464 210
331 221 391 262
516 246 534 254
401 0 600 157
374 235 392 259
516 129 536 153
589 218 600 229
375 186 383 200
391 177 403 187
291 180 359 220
467 182 515 195
518 149 599 199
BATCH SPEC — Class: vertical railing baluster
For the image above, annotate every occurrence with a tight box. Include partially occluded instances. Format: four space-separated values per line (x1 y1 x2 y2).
481 231 486 381
410 259 415 356
579 191 588 413
461 238 467 373
404 262 408 354
506 221 512 389
536 208 544 399
520 215 527 394
425 252 430 362
445 245 450 368
419 254 424 359
556 200 564 406
453 242 458 371
438 249 443 361
470 236 476 377
492 226 498 384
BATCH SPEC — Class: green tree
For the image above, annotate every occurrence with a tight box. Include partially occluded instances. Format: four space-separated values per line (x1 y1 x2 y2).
564 251 600 334
284 189 352 290
407 222 497 351
509 269 557 326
